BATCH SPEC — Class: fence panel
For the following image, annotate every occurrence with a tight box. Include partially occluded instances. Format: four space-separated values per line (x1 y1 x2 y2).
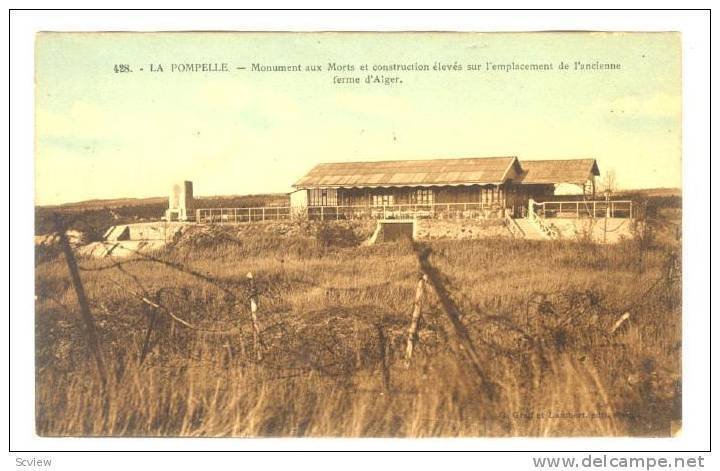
535 200 633 219
195 200 631 223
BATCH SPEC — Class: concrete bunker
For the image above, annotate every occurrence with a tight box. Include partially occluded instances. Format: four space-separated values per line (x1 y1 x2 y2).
367 219 417 244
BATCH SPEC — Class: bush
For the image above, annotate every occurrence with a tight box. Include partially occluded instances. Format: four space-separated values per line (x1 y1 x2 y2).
314 222 365 248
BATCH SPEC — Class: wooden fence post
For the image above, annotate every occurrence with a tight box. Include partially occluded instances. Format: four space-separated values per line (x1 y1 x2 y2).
246 272 264 361
413 243 495 399
610 312 630 334
53 215 108 386
139 305 159 365
405 274 428 365
376 322 391 392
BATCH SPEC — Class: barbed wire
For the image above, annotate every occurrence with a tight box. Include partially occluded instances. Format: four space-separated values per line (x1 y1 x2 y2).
44 215 681 388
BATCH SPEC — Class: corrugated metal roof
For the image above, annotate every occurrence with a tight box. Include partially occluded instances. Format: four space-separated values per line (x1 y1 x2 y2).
293 156 600 188
518 159 600 184
293 156 518 188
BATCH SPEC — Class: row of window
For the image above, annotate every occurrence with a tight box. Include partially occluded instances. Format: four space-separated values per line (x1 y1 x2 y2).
307 184 592 206
309 188 435 206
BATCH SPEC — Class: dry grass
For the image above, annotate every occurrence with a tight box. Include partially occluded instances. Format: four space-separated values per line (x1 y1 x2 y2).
35 221 681 437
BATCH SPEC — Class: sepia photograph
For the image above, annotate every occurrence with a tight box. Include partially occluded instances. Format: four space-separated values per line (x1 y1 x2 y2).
30 30 686 440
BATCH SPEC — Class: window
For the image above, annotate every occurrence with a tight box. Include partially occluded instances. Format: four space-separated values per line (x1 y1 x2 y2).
308 188 337 206
372 193 394 206
415 188 434 205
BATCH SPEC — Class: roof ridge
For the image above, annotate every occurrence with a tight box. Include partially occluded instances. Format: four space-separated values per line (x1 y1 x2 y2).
521 158 595 163
315 156 517 166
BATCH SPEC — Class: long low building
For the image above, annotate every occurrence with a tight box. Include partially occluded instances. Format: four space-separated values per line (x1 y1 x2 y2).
291 156 600 217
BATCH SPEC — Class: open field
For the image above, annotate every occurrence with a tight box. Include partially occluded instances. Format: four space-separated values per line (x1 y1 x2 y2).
35 210 681 437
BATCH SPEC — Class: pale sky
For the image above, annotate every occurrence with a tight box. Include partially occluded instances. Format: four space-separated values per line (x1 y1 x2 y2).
35 32 681 205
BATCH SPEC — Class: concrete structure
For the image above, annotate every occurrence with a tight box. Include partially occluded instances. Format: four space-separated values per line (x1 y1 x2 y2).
289 188 309 218
165 181 194 221
78 222 187 258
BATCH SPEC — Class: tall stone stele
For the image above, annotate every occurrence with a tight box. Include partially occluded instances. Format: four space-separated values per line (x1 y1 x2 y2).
165 181 194 221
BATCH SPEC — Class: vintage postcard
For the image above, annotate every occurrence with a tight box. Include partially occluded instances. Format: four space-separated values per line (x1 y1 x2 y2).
34 31 682 438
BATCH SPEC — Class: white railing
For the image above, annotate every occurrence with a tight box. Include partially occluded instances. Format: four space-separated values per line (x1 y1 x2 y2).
195 200 632 224
528 207 560 239
535 200 633 219
504 213 525 239
307 202 501 221
195 202 502 223
195 207 291 223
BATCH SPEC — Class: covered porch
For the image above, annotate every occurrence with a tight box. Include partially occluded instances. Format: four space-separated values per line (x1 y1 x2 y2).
307 184 513 207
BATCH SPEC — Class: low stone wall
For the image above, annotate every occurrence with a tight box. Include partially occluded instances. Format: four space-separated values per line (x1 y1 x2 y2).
127 222 187 240
171 219 378 249
415 218 510 240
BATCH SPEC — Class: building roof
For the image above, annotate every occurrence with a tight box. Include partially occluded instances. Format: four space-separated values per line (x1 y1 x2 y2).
293 156 521 189
293 156 600 189
517 159 600 185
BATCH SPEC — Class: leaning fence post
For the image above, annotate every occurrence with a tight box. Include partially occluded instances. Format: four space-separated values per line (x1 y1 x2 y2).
405 274 428 365
246 272 264 361
413 243 496 399
610 312 630 334
53 214 107 386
